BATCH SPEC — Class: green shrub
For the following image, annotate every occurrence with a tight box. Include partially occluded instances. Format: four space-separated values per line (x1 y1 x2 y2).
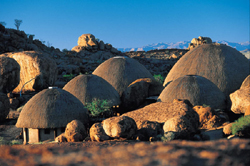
231 116 250 137
161 132 176 142
85 98 111 117
0 137 22 145
63 73 75 81
153 74 164 84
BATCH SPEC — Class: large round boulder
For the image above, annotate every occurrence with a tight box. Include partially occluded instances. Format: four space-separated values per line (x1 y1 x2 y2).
63 74 120 108
92 56 154 96
230 86 250 114
158 75 226 109
241 75 250 89
102 116 137 139
77 34 98 47
0 92 10 122
0 56 20 93
164 44 249 97
1 51 58 93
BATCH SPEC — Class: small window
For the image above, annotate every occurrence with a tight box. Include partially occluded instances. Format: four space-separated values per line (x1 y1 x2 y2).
44 129 50 134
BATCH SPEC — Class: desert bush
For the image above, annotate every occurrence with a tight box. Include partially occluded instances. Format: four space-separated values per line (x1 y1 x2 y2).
161 132 176 142
85 98 111 117
63 73 75 81
231 115 250 137
153 74 164 84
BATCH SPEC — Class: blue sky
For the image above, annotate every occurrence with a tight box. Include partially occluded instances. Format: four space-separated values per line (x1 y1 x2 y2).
0 0 249 50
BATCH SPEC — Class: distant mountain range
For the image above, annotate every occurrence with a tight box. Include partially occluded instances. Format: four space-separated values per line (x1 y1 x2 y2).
118 40 250 52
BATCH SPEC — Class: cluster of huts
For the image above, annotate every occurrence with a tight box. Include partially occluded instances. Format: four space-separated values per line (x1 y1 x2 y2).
2 39 249 144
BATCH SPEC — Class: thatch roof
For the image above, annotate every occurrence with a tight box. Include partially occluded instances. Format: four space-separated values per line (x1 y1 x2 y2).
63 74 121 107
92 56 154 96
16 88 89 129
164 44 250 97
158 75 226 109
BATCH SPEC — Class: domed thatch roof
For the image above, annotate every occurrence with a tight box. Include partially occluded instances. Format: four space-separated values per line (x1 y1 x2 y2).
16 88 89 129
164 44 250 97
159 75 226 109
92 56 154 96
63 74 120 107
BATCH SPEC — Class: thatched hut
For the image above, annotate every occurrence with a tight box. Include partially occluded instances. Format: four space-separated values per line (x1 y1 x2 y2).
63 74 120 107
164 43 250 97
16 87 89 144
92 56 154 96
158 75 226 109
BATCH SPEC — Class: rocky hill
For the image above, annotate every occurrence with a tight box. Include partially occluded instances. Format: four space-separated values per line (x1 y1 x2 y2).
118 40 250 52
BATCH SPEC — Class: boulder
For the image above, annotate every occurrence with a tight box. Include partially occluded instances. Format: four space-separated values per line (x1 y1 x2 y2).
0 56 20 93
99 40 105 50
158 75 226 110
93 56 154 96
55 133 67 142
245 105 250 116
164 43 249 98
230 86 250 114
9 98 20 110
89 122 110 142
188 36 212 50
122 99 199 129
163 115 197 139
65 120 87 139
193 106 224 129
137 120 163 141
241 75 250 89
223 123 233 135
121 78 150 111
63 74 120 108
77 34 98 47
0 51 58 93
102 116 137 139
0 92 10 122
67 133 83 142
201 128 224 140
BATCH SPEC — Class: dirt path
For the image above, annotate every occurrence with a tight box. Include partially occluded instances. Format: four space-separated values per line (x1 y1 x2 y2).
0 139 250 166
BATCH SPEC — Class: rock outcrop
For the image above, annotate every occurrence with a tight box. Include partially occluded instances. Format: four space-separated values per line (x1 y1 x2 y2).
0 56 20 93
188 36 212 50
0 25 62 56
122 99 199 129
0 51 58 93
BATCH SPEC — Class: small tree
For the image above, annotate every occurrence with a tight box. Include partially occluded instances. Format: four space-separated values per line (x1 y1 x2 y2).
14 19 22 30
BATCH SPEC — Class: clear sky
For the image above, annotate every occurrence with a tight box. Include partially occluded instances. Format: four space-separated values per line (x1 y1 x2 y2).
0 0 249 50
